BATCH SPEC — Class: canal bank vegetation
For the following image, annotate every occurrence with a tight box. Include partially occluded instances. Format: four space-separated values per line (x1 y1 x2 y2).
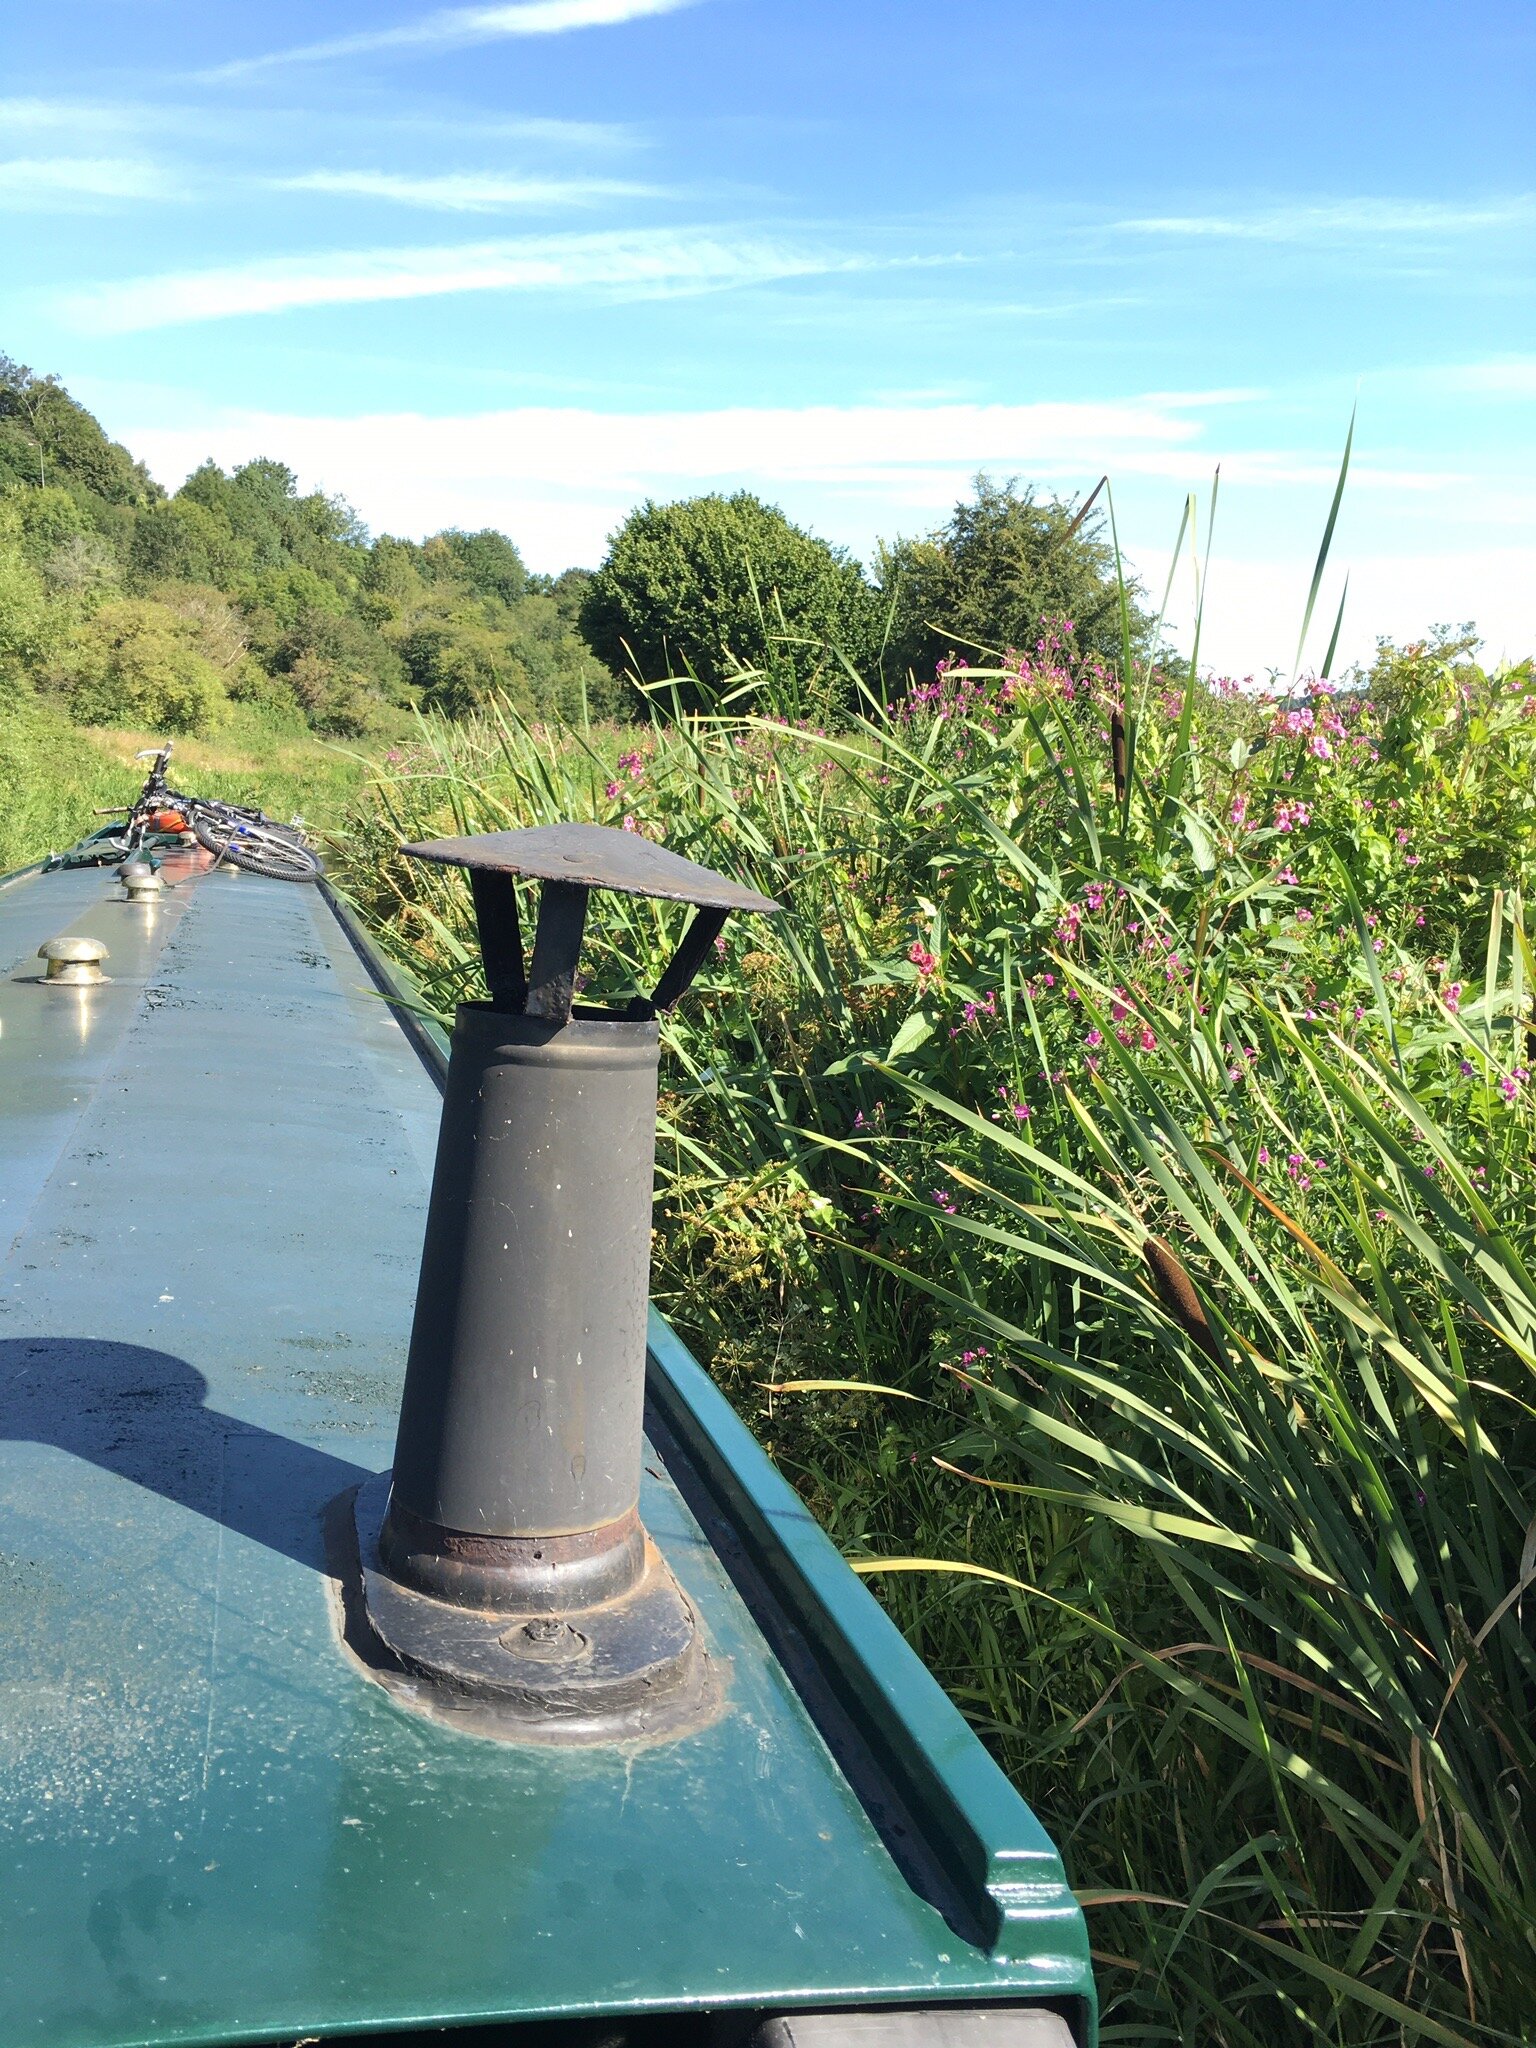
338 615 1536 2046
1 350 1149 764
0 352 618 746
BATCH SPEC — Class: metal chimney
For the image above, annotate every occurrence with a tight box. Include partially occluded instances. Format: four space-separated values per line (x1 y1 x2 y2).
349 823 779 1742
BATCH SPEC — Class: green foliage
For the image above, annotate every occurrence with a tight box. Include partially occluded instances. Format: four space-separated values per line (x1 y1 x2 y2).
342 624 1536 2045
62 596 228 734
0 353 156 506
0 545 56 702
129 496 246 588
269 605 405 735
0 352 615 741
579 490 881 712
429 527 529 605
876 475 1155 683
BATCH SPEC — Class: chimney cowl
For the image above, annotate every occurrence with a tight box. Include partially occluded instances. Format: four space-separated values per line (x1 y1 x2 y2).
348 823 779 1742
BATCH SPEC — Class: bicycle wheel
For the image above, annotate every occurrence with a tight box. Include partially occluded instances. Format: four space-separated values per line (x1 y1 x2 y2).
195 812 323 882
191 807 238 857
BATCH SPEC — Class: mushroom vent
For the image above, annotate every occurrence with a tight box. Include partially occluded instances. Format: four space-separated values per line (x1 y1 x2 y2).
401 822 779 1024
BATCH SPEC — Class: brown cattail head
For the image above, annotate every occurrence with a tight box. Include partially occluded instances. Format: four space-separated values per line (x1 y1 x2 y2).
1143 1236 1222 1362
1110 709 1128 808
1525 1012 1536 1068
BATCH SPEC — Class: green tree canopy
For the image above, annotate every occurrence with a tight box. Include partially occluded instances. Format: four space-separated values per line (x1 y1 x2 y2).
875 475 1153 685
62 597 227 734
428 528 529 606
0 355 156 507
579 491 880 711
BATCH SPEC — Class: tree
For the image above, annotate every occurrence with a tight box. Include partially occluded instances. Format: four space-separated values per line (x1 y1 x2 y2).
62 598 227 734
269 605 404 732
129 498 245 588
0 355 156 506
579 492 880 712
429 528 528 606
875 476 1153 686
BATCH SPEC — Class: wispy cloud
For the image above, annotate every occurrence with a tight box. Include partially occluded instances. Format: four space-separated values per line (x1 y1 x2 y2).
125 396 1204 523
1433 358 1536 398
207 0 702 79
66 228 867 332
0 97 148 138
1116 197 1536 242
275 169 660 212
0 156 177 207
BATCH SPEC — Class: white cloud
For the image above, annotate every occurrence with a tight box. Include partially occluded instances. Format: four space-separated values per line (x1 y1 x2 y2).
65 228 866 332
1117 197 1535 242
0 98 146 137
207 0 701 78
274 169 660 211
1433 358 1536 398
1151 548 1536 682
122 395 1204 545
119 397 1533 675
0 155 175 206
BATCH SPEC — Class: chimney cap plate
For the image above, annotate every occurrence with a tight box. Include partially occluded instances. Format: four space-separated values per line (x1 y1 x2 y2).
402 822 781 915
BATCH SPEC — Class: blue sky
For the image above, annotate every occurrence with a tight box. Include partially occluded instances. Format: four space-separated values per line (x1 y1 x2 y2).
3 0 1532 676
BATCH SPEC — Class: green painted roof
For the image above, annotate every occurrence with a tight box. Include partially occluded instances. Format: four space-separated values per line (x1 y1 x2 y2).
0 862 1094 2046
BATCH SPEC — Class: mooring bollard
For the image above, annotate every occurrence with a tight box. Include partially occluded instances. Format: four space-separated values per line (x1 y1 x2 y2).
349 822 779 1741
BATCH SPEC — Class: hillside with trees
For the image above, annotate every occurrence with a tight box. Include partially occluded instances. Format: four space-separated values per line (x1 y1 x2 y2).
1 350 1150 748
0 354 621 741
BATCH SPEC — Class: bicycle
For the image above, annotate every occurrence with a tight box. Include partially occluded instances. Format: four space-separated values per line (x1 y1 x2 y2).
87 742 324 884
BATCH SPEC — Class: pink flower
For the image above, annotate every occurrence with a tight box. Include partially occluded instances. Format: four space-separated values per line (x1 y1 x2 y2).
1085 1027 1103 1049
908 940 938 981
605 780 622 798
1444 983 1462 1015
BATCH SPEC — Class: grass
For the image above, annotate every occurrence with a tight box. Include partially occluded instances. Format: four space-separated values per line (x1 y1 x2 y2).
333 611 1536 2045
0 693 377 873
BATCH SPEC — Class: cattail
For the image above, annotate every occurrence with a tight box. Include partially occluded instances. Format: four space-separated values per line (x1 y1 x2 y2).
1143 1236 1222 1362
1525 1010 1536 1068
1110 709 1128 808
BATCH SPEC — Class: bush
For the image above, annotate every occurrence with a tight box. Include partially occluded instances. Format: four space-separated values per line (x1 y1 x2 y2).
875 475 1154 684
579 491 881 712
62 598 228 734
0 546 56 701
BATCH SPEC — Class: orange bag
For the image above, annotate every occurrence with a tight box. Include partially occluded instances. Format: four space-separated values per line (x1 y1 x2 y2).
151 810 188 832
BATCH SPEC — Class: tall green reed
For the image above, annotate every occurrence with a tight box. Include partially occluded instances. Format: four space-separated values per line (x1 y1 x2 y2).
335 604 1535 2045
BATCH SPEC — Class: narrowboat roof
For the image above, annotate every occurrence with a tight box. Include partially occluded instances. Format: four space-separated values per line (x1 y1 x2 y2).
0 856 1093 2047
